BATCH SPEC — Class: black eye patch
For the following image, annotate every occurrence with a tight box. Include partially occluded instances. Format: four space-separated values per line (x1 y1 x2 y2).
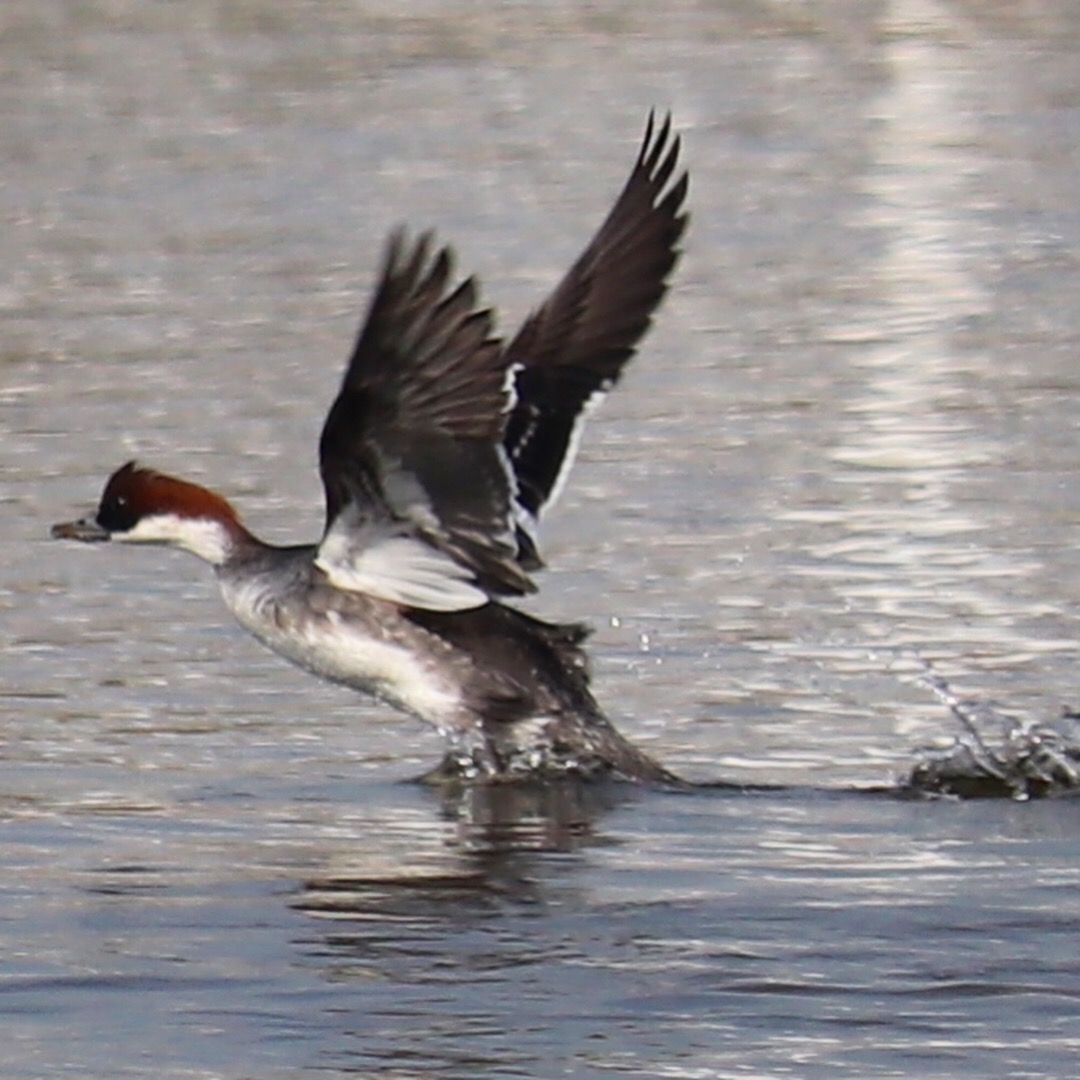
96 492 139 533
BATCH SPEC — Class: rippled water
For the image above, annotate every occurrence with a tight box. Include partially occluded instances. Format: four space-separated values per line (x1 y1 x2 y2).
4 1 1080 1076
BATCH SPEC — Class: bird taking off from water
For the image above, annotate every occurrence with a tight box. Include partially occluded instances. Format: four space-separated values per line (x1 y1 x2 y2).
53 113 689 784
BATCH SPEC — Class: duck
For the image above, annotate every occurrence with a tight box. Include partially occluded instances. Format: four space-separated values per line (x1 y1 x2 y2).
52 112 689 784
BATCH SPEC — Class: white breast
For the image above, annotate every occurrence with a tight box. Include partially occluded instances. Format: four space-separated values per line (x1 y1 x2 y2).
219 573 465 731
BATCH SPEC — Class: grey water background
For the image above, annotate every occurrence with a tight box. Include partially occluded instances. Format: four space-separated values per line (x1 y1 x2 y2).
4 0 1080 1076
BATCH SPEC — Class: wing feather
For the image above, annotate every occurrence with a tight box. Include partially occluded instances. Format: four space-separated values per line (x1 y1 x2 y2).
318 230 533 608
503 111 689 564
315 113 689 608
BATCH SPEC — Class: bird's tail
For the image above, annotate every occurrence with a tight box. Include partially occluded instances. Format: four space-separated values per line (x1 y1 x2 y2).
579 714 688 788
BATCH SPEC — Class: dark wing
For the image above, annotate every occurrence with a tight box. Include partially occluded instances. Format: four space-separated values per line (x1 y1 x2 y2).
503 111 689 566
317 230 534 611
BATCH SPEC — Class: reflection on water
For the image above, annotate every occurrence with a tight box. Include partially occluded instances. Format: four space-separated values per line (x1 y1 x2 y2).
293 781 611 917
4 0 1080 1076
797 0 1021 653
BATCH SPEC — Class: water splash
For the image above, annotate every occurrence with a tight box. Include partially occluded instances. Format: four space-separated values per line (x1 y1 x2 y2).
907 667 1080 799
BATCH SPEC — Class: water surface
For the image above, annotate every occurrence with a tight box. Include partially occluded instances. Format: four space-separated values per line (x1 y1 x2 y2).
3 1 1080 1076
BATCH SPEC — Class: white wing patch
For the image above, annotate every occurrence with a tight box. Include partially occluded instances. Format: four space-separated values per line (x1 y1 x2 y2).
380 461 442 532
536 384 611 519
316 510 488 612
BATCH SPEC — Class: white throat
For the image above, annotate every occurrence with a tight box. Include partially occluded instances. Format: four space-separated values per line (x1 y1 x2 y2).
116 513 237 566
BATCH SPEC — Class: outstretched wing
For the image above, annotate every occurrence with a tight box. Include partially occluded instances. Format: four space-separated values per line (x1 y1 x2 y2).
503 111 689 566
317 230 534 611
